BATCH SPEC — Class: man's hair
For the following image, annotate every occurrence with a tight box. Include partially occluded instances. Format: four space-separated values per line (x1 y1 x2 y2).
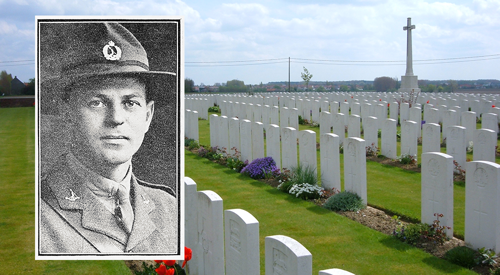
62 76 149 103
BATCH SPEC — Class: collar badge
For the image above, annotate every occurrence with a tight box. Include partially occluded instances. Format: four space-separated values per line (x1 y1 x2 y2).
65 188 80 202
102 41 122 61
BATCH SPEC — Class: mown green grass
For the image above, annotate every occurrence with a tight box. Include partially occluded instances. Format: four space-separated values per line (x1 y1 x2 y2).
0 108 129 274
185 150 475 275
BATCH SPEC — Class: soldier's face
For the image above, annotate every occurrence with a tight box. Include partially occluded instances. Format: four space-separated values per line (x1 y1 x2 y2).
67 77 154 167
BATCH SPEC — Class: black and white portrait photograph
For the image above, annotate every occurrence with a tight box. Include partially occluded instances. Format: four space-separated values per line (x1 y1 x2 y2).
35 17 184 260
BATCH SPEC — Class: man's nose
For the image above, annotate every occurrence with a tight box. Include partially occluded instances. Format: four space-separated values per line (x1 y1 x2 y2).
106 104 126 126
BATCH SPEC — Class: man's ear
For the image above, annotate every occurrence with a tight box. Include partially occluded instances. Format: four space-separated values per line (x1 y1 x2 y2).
145 100 155 132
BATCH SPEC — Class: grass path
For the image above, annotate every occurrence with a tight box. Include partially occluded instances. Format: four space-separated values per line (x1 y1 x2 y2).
185 150 474 275
0 108 129 274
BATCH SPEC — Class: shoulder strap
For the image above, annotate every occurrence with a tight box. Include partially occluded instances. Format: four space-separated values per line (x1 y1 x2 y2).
41 183 124 253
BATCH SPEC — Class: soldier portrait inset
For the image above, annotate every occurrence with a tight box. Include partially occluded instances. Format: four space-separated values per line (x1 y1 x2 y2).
36 17 183 260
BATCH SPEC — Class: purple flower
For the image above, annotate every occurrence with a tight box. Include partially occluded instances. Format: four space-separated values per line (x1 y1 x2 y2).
241 157 278 179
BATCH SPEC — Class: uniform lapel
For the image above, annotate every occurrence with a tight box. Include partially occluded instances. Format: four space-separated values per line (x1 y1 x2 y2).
125 175 157 251
46 155 128 246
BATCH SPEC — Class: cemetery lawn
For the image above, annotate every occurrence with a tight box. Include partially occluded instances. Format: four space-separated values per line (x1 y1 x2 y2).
185 150 475 275
199 114 468 238
0 108 130 274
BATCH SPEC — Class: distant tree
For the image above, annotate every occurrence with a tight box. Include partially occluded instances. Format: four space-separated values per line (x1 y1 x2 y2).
0 70 13 95
301 67 313 91
373 76 397 92
448 80 458 93
219 79 248 93
185 78 194 93
23 78 35 95
339 85 349 91
316 86 326 92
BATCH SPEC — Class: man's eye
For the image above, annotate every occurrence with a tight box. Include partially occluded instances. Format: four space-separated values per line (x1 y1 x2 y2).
124 100 141 108
88 100 105 108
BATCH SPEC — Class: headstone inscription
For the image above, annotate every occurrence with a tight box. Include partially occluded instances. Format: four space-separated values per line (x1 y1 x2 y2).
224 209 260 275
265 235 313 275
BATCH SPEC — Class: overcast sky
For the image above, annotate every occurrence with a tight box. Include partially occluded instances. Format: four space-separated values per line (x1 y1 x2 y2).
1 0 499 85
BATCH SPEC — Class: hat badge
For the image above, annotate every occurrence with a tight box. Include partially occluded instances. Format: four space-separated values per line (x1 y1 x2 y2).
102 41 122 61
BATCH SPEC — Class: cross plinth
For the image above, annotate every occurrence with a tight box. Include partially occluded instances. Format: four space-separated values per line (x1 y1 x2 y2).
399 17 421 94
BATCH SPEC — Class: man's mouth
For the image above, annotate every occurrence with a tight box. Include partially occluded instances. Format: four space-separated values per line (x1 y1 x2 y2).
101 135 129 140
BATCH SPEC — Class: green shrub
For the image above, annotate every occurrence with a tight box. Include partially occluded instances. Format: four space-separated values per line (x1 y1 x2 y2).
323 191 365 212
226 157 247 172
393 223 426 245
289 163 317 186
208 106 220 112
445 246 477 269
493 268 500 275
187 140 200 150
185 138 195 147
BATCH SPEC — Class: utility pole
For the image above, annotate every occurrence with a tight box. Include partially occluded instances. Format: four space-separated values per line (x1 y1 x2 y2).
288 57 291 93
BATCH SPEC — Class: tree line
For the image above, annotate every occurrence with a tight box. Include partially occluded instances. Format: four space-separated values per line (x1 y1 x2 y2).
0 70 35 96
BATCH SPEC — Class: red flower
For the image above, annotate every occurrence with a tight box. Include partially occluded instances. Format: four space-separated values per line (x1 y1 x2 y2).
155 264 175 275
345 99 347 102
182 247 193 268
155 264 167 275
379 99 382 101
351 96 353 98
163 260 176 266
387 103 390 107
493 105 496 108
426 100 430 104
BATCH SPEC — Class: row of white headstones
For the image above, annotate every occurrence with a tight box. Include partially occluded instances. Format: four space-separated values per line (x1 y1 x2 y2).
184 92 500 256
185 177 354 275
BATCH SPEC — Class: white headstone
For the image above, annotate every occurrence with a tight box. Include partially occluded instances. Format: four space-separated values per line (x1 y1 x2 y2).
282 127 298 170
382 118 397 159
400 102 410 122
446 126 467 173
252 122 265 160
266 124 281 169
229 118 240 156
422 123 440 154
224 209 260 275
320 111 333 136
299 130 317 174
363 116 378 152
184 177 198 257
442 109 459 140
389 102 399 121
265 235 312 275
461 111 476 144
240 119 252 163
195 191 224 275
280 107 289 129
348 114 361 138
340 102 349 125
270 106 279 126
319 269 355 275
482 113 498 133
333 113 345 146
465 161 500 253
320 133 341 191
210 114 219 149
421 152 454 238
409 107 422 138
344 137 367 205
473 129 496 162
401 120 418 160
219 116 230 153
